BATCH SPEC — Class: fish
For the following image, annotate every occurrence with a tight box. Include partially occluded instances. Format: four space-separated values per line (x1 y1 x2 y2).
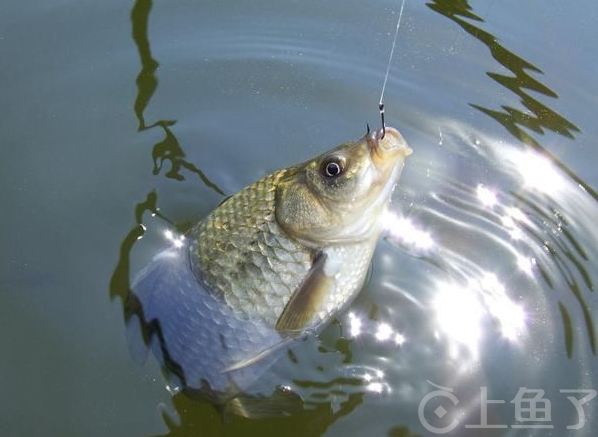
126 126 411 416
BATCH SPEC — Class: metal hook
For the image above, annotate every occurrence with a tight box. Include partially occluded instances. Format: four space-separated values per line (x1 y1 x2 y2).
366 123 371 135
379 103 386 139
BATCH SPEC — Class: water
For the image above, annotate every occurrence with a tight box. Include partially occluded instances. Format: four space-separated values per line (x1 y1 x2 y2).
1 0 597 435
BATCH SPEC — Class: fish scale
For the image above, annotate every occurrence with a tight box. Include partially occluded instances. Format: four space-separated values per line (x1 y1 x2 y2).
129 245 286 395
191 168 313 325
190 173 382 329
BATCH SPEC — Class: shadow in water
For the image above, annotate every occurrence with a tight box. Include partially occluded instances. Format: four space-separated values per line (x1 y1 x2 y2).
428 0 597 357
386 426 423 437
153 391 364 437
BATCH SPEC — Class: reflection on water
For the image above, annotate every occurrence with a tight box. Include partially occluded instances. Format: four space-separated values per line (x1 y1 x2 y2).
157 391 364 437
428 0 598 203
131 0 224 193
427 0 580 139
110 0 597 434
427 0 596 360
384 204 528 361
151 123 225 194
417 148 597 360
382 210 435 251
131 0 158 131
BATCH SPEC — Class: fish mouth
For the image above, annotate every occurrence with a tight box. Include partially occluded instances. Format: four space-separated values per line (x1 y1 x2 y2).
366 126 412 169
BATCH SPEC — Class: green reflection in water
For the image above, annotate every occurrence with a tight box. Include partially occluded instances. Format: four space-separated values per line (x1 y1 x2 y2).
559 302 574 358
131 0 224 193
427 0 580 138
151 122 225 195
428 0 598 202
155 391 363 437
387 426 423 437
131 0 158 131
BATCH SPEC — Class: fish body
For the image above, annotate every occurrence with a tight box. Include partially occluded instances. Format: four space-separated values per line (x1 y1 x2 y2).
189 169 379 330
128 126 411 407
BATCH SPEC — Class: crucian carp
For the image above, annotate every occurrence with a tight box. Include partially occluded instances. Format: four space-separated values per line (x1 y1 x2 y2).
128 126 411 415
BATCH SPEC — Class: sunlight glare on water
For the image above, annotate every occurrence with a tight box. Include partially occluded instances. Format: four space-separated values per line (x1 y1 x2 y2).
163 229 186 249
476 184 498 208
381 210 434 250
432 273 526 359
508 149 566 194
433 282 485 359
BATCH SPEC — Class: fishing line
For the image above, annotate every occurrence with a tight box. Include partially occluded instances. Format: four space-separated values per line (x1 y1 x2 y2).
378 0 407 138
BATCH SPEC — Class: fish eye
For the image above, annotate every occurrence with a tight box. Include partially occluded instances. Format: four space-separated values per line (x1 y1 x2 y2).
321 157 345 178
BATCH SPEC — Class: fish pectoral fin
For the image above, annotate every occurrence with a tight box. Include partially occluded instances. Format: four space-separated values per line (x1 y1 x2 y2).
275 251 333 331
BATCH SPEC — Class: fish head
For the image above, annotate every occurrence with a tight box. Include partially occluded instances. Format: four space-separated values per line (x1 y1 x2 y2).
275 126 412 246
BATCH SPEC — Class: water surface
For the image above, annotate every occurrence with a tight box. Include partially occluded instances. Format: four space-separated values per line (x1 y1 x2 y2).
1 0 597 436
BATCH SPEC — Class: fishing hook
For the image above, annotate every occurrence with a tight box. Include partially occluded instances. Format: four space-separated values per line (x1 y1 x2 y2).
379 103 386 139
366 123 371 135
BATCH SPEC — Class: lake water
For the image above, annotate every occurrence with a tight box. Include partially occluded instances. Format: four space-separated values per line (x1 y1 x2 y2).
1 0 597 435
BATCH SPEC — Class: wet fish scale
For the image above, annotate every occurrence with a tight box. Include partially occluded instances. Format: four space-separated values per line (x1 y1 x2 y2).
130 245 286 394
192 169 313 325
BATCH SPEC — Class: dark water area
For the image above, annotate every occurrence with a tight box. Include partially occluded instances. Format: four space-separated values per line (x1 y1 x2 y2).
1 0 597 435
